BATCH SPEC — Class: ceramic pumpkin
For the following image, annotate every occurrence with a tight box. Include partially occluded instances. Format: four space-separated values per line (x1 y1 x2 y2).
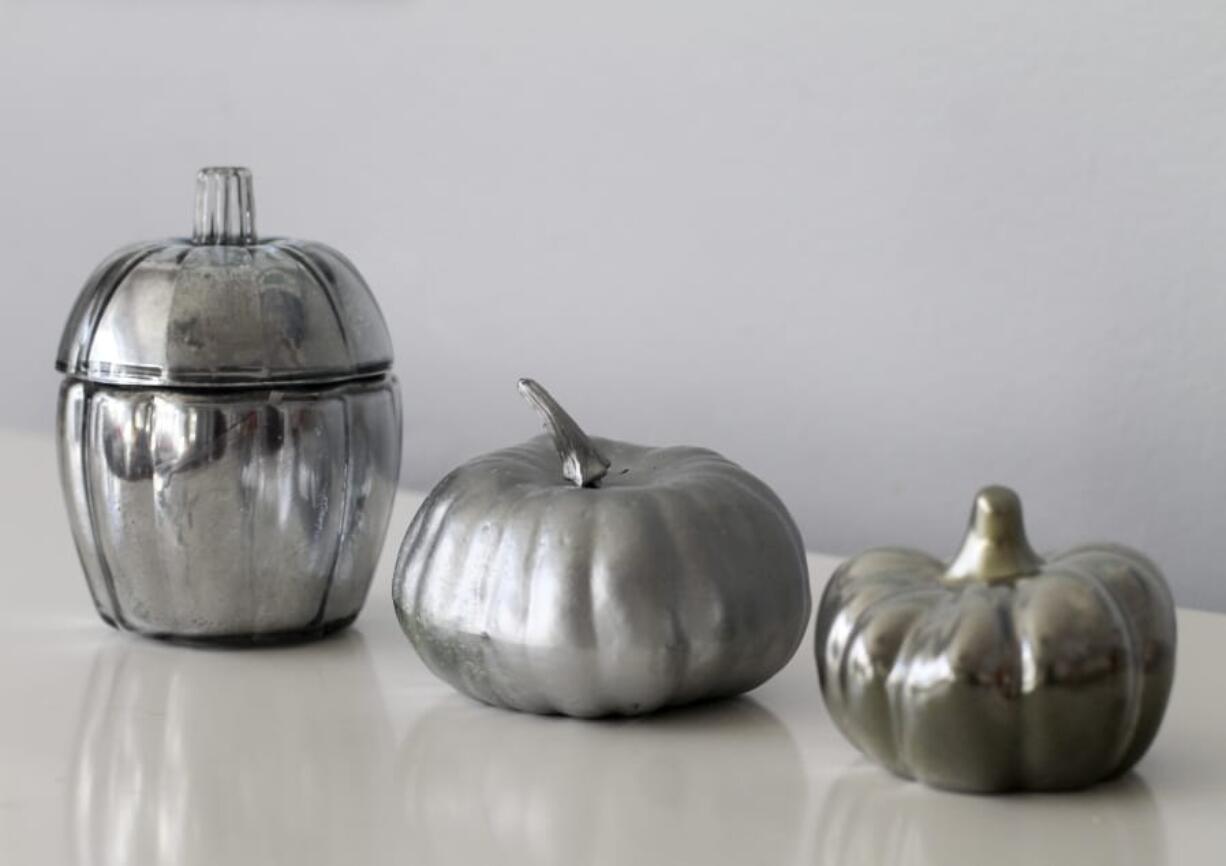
815 485 1176 792
392 379 811 717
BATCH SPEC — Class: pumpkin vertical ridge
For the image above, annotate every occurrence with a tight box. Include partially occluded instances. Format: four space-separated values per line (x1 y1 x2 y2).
1043 556 1154 779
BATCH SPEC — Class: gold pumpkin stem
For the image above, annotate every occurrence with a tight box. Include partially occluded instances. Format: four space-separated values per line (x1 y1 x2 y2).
517 378 611 488
944 485 1044 583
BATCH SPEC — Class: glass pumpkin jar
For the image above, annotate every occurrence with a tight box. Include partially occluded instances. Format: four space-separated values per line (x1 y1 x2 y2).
55 167 402 644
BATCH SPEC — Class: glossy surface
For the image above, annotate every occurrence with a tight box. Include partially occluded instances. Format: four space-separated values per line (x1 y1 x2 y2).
56 168 394 387
54 167 403 642
57 377 401 642
2 429 1225 866
816 486 1177 792
393 381 811 717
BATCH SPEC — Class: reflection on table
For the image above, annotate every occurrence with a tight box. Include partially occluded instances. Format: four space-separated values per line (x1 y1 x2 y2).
815 764 1166 866
397 696 808 866
71 633 395 866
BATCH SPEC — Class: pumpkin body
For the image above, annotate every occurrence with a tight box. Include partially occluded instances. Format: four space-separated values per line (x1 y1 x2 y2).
815 486 1176 792
394 427 811 718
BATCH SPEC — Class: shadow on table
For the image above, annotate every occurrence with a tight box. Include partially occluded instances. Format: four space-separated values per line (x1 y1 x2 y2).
815 762 1166 866
69 631 396 866
396 695 808 866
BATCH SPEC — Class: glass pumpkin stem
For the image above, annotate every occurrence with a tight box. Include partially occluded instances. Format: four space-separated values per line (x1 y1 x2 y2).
517 378 610 488
193 166 257 245
944 485 1044 583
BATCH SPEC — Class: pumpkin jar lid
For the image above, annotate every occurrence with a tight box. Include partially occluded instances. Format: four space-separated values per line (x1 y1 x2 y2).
55 167 394 388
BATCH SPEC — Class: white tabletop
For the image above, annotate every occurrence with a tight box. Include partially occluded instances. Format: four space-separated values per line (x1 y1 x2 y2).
1 427 1223 865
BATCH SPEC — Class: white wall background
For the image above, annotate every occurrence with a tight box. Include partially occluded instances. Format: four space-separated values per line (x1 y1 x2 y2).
2 0 1224 609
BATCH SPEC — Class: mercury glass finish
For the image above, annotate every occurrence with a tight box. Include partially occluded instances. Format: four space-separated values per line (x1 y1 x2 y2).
58 378 400 642
55 167 402 643
815 485 1177 793
56 169 394 388
393 379 811 717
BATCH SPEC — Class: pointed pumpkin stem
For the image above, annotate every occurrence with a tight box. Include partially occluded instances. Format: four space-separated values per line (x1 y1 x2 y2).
517 378 610 488
944 485 1044 583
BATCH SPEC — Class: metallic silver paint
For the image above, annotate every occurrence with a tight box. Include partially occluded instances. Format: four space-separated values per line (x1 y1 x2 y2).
392 381 811 717
815 485 1177 792
55 167 402 643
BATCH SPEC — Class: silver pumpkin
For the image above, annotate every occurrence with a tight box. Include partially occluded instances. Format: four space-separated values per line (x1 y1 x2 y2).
393 379 811 717
815 485 1176 793
56 167 402 644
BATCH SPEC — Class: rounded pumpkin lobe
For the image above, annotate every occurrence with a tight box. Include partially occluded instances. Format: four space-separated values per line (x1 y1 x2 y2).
944 485 1044 584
